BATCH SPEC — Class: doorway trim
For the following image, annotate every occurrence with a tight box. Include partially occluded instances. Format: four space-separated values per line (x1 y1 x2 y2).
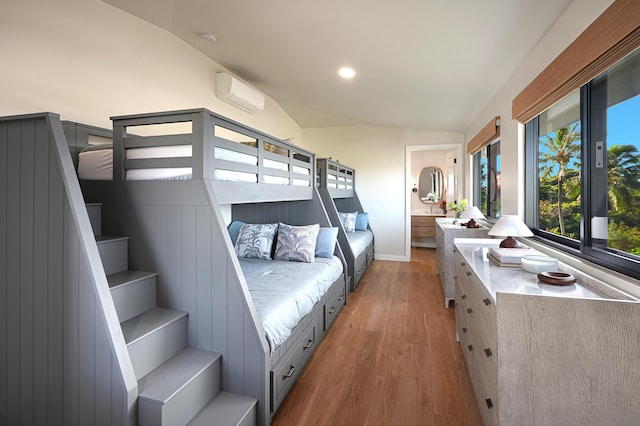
405 144 463 261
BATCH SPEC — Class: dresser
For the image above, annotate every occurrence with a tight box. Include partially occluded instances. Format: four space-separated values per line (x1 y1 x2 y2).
435 218 488 308
454 238 640 426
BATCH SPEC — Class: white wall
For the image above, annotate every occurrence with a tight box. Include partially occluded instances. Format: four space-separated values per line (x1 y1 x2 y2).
301 125 463 260
0 0 301 142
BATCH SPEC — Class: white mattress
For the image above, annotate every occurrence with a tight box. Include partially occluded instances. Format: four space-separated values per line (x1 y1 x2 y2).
78 145 193 181
79 145 310 182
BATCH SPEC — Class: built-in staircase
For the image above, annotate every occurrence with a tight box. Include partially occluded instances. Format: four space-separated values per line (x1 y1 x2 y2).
86 203 257 426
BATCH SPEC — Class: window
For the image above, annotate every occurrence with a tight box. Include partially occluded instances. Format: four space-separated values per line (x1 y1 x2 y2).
525 48 640 280
473 140 501 219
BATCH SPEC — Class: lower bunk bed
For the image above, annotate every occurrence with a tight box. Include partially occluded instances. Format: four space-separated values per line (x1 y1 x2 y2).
316 158 374 291
70 109 348 425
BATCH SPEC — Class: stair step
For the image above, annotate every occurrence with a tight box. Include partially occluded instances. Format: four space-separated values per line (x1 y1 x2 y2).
108 270 158 323
96 235 129 275
188 392 257 426
122 308 188 379
86 203 102 236
138 348 222 426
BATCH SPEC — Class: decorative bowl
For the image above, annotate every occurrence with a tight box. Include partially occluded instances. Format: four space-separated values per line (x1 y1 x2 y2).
520 255 559 273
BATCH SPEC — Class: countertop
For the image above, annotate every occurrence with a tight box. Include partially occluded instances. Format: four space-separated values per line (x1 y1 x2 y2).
454 238 614 302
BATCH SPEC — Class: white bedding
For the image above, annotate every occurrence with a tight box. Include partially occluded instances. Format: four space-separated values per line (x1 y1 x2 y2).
347 230 374 258
79 144 310 182
239 256 343 353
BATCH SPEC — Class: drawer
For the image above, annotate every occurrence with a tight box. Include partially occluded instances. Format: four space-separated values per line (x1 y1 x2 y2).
366 245 374 266
354 252 367 283
271 324 316 411
411 215 437 226
412 226 436 238
324 284 345 330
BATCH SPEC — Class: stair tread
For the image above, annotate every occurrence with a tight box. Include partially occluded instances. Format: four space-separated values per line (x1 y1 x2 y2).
107 270 158 289
96 235 129 243
188 392 257 426
121 307 188 345
138 348 221 403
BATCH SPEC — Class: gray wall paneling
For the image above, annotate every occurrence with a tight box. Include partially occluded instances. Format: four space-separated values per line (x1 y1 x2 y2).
0 113 136 425
82 178 271 425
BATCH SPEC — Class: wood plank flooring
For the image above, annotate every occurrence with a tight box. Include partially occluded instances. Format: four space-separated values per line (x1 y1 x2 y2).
271 247 482 426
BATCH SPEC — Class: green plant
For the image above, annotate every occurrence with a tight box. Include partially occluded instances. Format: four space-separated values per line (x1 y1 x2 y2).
448 198 468 214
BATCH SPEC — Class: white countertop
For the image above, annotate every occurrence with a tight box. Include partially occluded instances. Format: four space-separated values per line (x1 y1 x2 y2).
454 238 607 301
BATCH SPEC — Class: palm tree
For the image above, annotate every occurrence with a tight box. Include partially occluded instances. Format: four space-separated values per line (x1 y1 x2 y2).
539 122 581 236
607 144 640 214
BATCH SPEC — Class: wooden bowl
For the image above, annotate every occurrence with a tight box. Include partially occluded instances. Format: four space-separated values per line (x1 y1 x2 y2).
537 271 576 286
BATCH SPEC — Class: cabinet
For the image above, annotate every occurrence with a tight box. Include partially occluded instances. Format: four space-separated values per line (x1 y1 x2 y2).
435 218 488 308
454 238 640 426
411 214 444 238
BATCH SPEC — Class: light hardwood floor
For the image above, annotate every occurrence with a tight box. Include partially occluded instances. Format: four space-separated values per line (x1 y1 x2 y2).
271 247 482 426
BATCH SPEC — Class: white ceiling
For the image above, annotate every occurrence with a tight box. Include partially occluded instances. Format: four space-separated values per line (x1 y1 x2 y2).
103 0 574 133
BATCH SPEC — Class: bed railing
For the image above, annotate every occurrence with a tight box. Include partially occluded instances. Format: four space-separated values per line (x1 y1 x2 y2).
111 108 315 203
316 158 355 198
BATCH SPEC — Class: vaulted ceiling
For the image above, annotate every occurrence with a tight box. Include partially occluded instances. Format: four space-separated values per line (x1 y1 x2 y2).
103 0 574 132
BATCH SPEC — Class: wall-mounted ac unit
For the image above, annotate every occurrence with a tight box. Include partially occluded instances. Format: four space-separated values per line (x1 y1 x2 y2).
215 73 265 114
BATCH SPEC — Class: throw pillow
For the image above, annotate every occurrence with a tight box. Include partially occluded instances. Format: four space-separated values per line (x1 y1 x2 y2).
227 220 246 245
355 212 369 231
315 227 339 258
338 211 357 232
274 223 320 263
235 223 278 260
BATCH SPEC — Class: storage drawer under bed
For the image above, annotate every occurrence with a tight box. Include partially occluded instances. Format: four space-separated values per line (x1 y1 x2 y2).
323 279 346 331
270 322 317 412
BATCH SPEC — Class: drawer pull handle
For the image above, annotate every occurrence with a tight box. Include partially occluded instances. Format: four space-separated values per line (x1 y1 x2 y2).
303 339 314 350
461 294 466 300
467 308 472 314
283 364 296 379
483 298 491 306
453 275 457 280
466 271 472 277
467 345 473 352
484 348 493 357
460 262 466 267
462 327 467 333
338 294 344 301
485 398 493 409
328 307 336 314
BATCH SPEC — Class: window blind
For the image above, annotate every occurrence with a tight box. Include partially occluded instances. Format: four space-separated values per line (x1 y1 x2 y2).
512 0 640 123
467 116 500 155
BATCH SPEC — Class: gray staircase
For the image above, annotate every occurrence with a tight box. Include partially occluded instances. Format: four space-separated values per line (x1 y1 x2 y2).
87 203 257 426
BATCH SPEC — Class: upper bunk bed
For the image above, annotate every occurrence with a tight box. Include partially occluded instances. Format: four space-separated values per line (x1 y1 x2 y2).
73 108 348 425
316 158 374 291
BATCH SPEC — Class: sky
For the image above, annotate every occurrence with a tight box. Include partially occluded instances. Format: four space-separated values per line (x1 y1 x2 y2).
608 94 640 151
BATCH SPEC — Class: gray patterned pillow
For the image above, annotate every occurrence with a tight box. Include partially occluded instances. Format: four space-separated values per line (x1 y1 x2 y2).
274 223 320 263
338 211 358 232
235 223 278 260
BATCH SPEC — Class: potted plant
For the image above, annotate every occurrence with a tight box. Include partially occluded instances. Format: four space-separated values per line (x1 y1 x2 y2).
447 198 468 224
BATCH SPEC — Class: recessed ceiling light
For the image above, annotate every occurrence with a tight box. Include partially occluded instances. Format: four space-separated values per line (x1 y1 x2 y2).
338 67 356 79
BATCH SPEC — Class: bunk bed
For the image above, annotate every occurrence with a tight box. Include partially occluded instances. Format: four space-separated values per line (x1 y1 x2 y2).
316 158 374 291
74 108 348 425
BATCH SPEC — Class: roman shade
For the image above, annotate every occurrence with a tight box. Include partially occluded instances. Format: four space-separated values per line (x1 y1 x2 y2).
512 0 640 123
467 116 500 155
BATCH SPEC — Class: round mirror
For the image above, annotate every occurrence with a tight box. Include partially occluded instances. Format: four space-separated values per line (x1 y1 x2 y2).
419 167 444 204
